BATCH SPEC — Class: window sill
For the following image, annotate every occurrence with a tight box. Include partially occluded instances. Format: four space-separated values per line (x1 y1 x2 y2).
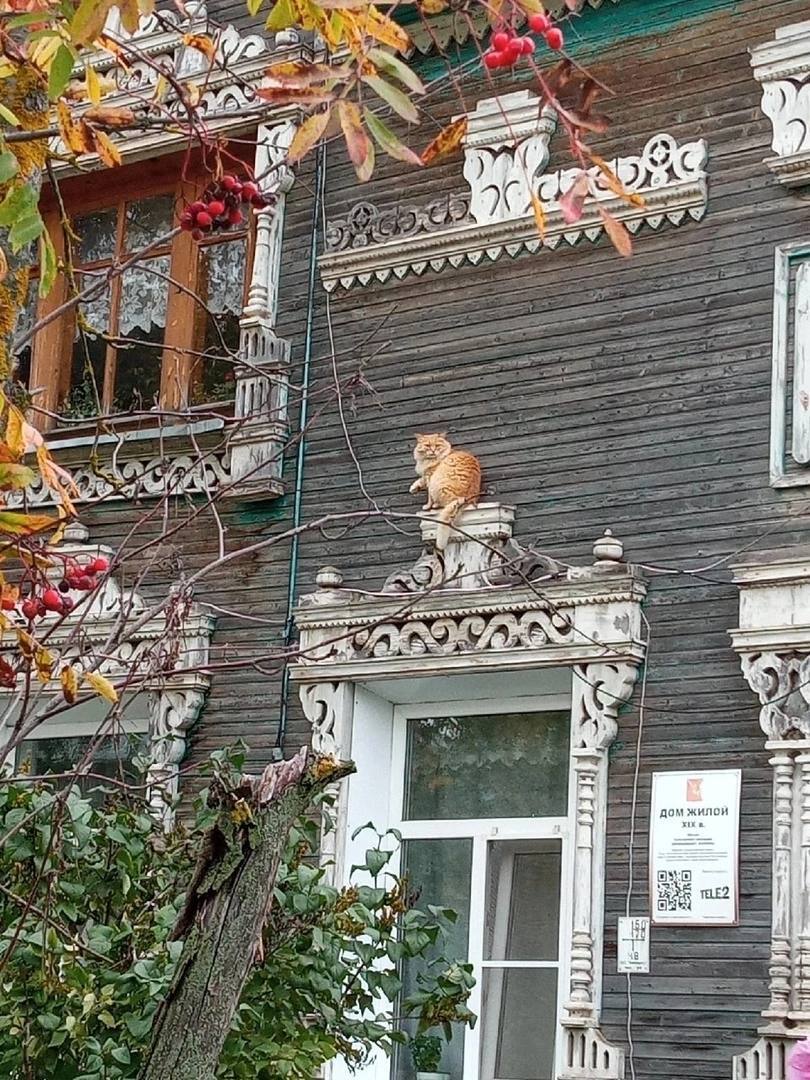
45 414 228 451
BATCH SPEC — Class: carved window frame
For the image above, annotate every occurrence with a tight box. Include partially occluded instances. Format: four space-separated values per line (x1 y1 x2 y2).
769 240 810 487
292 506 649 1080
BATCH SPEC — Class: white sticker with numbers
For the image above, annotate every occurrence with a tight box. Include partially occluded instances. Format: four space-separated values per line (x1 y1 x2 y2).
617 916 650 974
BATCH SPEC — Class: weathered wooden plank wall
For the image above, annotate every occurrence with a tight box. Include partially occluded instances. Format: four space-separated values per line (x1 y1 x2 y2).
270 0 810 1075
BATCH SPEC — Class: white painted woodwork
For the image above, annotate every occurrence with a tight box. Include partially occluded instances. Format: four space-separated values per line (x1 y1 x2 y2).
793 262 810 463
730 549 810 1077
294 504 649 1080
320 89 709 291
751 22 810 187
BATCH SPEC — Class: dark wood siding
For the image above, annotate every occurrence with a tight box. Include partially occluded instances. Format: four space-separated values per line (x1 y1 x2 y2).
274 0 810 1074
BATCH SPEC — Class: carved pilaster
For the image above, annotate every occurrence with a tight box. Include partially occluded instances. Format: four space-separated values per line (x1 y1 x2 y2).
299 681 353 881
750 22 810 187
227 119 296 501
768 750 795 1021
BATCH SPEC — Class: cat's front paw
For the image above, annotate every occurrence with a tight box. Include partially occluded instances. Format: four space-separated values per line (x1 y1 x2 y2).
408 480 422 494
422 502 433 511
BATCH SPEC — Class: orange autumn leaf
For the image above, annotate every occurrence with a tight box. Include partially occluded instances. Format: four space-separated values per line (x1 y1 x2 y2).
420 117 467 165
599 208 633 258
287 108 332 164
530 193 546 239
338 99 373 181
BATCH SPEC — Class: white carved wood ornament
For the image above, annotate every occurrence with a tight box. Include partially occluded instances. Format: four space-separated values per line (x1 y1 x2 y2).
11 522 215 826
52 1 309 174
730 549 810 1079
769 241 810 488
320 90 709 291
292 503 649 1079
750 21 810 187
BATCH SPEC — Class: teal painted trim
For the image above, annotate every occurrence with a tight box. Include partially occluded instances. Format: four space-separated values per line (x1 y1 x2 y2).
414 0 741 81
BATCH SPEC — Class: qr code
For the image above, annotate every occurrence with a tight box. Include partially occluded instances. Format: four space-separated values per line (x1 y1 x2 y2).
656 869 692 912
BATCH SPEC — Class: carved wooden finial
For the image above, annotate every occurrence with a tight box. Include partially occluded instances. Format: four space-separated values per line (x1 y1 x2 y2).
593 528 624 568
316 566 344 590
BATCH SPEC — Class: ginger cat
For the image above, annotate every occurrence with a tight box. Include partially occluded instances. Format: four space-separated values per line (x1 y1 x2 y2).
409 433 482 550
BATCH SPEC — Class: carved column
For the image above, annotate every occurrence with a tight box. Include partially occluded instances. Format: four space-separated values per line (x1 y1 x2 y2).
559 659 643 1080
299 680 353 881
227 119 296 500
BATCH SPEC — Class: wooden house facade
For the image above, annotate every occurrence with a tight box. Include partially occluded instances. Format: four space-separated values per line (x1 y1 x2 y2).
17 0 810 1077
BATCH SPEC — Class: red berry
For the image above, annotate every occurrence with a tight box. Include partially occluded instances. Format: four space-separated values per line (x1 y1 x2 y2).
240 182 258 202
78 576 94 592
227 208 244 226
520 36 535 54
191 228 204 241
91 557 109 574
484 50 503 69
544 26 564 48
528 12 551 33
506 37 523 62
491 30 510 49
1 597 14 611
221 175 238 192
189 200 206 214
42 589 62 612
207 200 226 217
21 599 37 620
195 211 213 229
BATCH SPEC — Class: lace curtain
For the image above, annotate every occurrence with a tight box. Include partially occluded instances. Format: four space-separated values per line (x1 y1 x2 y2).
119 256 171 336
203 239 246 316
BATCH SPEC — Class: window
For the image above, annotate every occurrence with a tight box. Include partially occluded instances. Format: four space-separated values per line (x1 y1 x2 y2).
27 155 253 428
390 699 572 1080
7 695 148 803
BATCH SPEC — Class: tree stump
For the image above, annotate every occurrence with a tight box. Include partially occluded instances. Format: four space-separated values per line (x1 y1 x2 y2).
139 747 355 1080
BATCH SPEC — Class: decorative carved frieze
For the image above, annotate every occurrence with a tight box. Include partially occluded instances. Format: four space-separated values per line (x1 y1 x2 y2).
6 441 233 508
751 21 810 187
53 2 308 174
320 89 708 291
731 549 810 1077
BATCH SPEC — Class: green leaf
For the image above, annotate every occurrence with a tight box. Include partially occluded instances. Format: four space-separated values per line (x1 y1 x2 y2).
363 109 423 166
111 1047 131 1064
361 75 420 124
0 183 36 227
37 1013 61 1031
0 151 18 184
0 104 20 127
247 0 264 12
368 48 425 94
364 848 391 877
39 228 57 298
265 0 295 31
9 208 44 252
48 43 76 101
0 464 36 490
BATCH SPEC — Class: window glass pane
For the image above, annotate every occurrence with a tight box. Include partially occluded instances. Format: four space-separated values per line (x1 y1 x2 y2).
124 195 174 253
76 208 117 264
202 237 246 316
480 967 557 1080
394 839 471 1080
12 276 37 390
115 256 169 411
485 841 560 962
193 238 245 401
404 711 569 820
17 733 146 803
67 275 110 419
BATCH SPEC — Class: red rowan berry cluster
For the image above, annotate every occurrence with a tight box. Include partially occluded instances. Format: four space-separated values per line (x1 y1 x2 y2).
179 175 277 242
483 14 564 69
14 556 109 622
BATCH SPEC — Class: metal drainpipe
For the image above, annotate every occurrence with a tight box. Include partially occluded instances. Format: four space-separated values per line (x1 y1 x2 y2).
274 142 325 760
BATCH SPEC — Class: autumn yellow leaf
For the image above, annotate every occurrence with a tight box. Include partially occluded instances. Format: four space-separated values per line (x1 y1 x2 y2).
531 193 546 239
589 151 645 209
83 105 136 129
61 665 79 705
344 6 410 52
338 99 374 181
287 108 332 164
84 669 118 703
183 33 217 61
420 117 467 165
0 511 58 538
94 130 122 168
85 63 101 106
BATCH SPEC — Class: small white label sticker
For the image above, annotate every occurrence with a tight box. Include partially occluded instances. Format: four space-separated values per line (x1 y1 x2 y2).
617 916 650 974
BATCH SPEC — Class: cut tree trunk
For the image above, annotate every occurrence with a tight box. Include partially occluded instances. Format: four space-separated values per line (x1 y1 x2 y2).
139 747 355 1080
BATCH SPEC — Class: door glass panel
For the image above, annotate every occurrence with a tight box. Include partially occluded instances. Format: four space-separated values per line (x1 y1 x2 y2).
404 711 569 820
394 838 471 1080
484 841 561 962
480 967 557 1080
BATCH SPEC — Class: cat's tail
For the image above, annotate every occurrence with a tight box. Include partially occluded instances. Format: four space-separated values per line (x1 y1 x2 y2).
435 497 467 551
